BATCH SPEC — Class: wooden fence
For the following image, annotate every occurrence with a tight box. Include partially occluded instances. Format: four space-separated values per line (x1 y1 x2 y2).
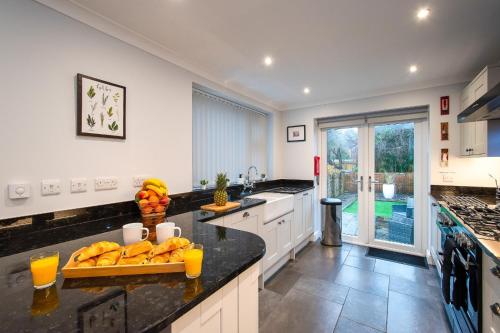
327 172 414 197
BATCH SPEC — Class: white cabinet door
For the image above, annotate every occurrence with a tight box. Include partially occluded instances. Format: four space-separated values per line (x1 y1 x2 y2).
238 263 260 333
278 213 293 255
172 278 239 333
293 194 304 245
262 219 279 271
207 217 224 227
303 191 313 236
224 208 259 235
473 121 487 155
460 122 475 156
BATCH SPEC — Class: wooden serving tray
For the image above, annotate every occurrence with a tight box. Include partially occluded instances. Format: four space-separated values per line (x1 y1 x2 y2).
62 248 185 279
200 201 241 212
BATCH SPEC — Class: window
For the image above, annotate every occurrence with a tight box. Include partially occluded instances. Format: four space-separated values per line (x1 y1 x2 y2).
192 89 269 186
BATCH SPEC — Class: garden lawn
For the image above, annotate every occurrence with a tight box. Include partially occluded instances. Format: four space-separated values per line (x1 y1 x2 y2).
343 200 405 219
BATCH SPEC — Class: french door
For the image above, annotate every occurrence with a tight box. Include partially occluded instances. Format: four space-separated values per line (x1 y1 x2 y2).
320 116 427 255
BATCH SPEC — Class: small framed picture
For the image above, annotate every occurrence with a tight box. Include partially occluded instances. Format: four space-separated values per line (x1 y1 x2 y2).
441 122 449 141
440 148 449 168
77 74 126 139
287 125 306 142
440 96 449 115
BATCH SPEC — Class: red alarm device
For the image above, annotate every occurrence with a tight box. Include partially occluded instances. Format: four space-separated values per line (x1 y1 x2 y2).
314 156 320 176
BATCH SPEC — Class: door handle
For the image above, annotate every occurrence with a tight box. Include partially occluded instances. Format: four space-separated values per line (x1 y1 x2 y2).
243 212 250 218
353 176 363 192
368 176 379 192
491 303 500 317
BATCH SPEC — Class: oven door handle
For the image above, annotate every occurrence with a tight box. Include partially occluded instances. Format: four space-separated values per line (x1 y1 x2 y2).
453 248 475 271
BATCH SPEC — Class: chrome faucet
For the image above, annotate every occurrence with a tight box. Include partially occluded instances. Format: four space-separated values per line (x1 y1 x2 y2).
243 166 259 193
489 174 500 208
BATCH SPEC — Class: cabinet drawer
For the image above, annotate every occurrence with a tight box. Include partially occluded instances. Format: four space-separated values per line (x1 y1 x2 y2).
224 207 259 225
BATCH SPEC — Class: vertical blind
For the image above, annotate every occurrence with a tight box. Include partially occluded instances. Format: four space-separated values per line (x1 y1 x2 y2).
192 90 269 186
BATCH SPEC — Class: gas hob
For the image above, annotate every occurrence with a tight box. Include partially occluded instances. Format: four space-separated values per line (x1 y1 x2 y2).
441 195 500 240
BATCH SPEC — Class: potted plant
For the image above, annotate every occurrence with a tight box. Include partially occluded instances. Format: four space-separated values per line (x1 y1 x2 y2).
261 173 266 181
200 179 209 190
383 172 396 199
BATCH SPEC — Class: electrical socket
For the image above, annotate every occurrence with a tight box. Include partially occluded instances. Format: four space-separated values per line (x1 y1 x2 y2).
95 177 118 191
132 175 149 188
443 174 454 183
41 179 61 196
70 178 87 193
8 183 31 199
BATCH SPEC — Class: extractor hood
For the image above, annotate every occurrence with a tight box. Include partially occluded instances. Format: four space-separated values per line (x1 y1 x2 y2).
458 82 500 123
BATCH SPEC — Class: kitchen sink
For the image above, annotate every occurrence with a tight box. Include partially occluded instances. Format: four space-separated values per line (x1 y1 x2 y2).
246 192 294 222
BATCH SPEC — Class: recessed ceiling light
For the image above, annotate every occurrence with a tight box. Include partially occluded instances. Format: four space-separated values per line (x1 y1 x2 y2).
303 87 311 94
417 7 430 20
263 56 273 66
409 65 418 73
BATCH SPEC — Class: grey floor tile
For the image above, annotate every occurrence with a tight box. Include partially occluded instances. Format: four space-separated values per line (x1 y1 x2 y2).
374 259 437 286
341 288 388 332
260 288 342 333
293 275 349 304
334 316 384 333
344 255 375 271
259 288 283 326
389 275 442 302
335 265 389 297
347 244 368 257
264 266 302 296
387 291 451 333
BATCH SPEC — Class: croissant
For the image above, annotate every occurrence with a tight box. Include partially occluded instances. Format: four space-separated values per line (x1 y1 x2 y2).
150 252 171 264
76 257 97 268
75 241 120 262
169 248 186 263
118 253 149 265
96 249 122 266
122 241 153 258
150 237 190 256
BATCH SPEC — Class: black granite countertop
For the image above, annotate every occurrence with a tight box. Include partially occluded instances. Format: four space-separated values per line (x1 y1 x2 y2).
0 210 266 332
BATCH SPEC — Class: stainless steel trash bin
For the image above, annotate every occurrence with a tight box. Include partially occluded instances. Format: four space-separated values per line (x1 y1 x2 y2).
321 198 342 246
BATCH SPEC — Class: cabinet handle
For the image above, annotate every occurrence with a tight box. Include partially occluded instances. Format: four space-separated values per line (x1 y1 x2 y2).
303 192 309 196
278 221 282 225
243 212 250 218
432 203 438 207
491 303 500 317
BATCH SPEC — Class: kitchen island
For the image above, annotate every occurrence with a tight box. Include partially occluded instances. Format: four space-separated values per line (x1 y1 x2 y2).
0 208 266 332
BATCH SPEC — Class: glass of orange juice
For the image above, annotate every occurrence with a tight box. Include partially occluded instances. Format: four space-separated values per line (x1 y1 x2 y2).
184 244 203 279
30 251 59 289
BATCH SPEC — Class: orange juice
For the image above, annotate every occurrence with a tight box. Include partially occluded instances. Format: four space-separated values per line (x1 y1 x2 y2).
184 245 203 279
30 252 59 289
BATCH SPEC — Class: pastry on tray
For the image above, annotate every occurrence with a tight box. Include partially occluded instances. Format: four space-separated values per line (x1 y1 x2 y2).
150 237 191 257
118 253 149 265
96 249 122 266
76 257 97 268
122 240 154 258
150 252 171 264
75 241 120 262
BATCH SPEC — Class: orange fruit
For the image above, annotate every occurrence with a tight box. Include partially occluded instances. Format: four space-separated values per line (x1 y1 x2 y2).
142 206 153 214
154 205 165 213
147 190 157 198
148 195 159 207
138 199 149 208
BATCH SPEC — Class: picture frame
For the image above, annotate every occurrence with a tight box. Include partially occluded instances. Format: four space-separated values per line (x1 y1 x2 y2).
441 122 449 141
77 74 126 139
440 148 449 168
287 125 306 142
440 96 449 115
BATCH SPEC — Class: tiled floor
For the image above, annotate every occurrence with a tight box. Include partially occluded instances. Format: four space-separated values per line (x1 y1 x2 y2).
259 241 451 333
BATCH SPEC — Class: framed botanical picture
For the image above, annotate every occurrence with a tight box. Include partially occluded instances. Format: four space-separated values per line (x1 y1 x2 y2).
441 122 449 141
440 148 449 168
440 96 449 115
287 125 306 142
77 74 126 139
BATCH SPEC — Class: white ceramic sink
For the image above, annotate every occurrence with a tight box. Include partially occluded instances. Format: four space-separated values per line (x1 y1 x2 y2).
247 192 294 222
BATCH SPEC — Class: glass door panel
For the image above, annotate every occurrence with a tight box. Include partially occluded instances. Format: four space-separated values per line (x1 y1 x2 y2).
325 127 360 237
370 122 415 245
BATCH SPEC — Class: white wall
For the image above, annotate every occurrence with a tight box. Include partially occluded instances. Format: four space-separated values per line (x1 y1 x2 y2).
282 83 500 187
0 0 280 219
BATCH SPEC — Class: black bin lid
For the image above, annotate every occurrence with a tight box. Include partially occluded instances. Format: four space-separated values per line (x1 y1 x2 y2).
320 198 342 205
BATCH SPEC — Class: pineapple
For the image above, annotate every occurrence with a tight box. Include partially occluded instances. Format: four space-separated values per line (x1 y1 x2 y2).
214 172 228 206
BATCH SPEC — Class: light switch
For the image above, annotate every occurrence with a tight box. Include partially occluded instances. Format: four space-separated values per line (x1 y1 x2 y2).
8 183 31 199
95 177 118 191
41 179 61 196
71 178 87 193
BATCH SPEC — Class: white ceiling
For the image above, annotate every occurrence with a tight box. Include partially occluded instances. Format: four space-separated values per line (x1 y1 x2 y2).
47 0 500 110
